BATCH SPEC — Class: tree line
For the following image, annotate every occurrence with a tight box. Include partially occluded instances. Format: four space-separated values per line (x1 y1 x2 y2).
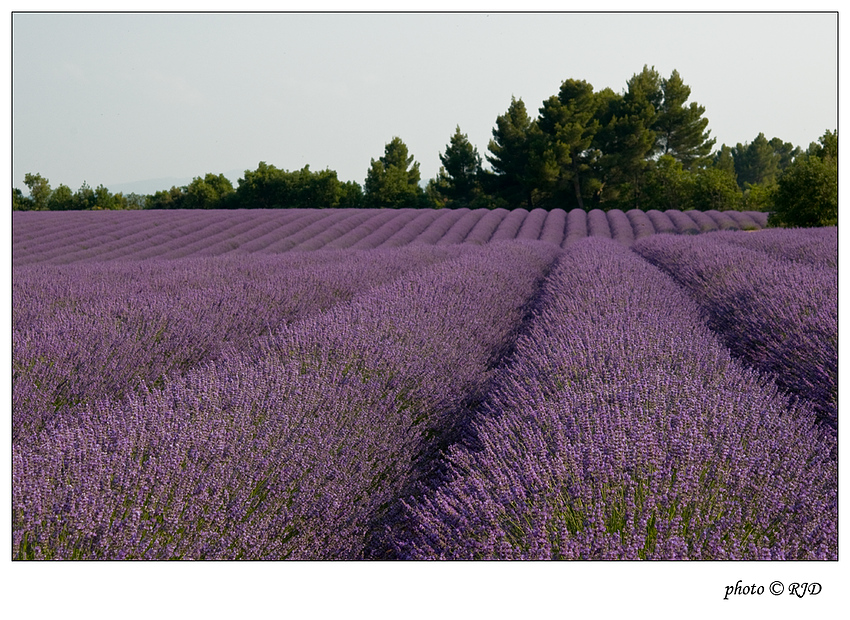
13 65 837 227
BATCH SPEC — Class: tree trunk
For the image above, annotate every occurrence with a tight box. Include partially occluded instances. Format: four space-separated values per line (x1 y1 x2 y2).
572 173 585 210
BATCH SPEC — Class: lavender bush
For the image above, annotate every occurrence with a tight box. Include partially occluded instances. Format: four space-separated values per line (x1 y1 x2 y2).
538 209 567 245
515 208 548 241
625 209 655 240
703 210 739 231
490 208 529 242
563 209 588 246
463 208 510 244
435 209 488 245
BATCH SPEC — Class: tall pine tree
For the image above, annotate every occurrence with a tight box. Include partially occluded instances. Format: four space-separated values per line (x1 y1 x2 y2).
594 66 661 208
655 69 715 169
435 126 485 207
537 79 605 210
486 97 553 209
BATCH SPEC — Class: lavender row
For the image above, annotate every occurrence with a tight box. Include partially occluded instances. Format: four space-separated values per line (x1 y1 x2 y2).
12 245 466 442
393 238 836 560
633 233 837 428
709 226 837 269
13 208 770 264
12 240 560 559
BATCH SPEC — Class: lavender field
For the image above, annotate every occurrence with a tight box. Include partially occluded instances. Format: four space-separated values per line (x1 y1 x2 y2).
11 208 837 560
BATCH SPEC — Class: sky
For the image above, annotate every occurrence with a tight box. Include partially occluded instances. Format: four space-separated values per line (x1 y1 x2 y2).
10 11 839 195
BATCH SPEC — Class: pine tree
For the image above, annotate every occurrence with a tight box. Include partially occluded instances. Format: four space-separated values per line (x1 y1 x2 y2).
655 70 715 169
363 137 425 209
733 133 781 187
486 97 551 209
437 126 484 207
537 79 604 210
595 66 661 208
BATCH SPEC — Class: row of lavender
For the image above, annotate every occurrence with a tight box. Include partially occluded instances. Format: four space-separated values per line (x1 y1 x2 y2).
13 241 560 559
633 228 838 430
392 238 836 559
12 207 769 265
12 245 471 442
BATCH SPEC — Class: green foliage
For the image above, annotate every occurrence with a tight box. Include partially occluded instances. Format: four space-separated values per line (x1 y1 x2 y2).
740 182 776 212
768 130 837 228
484 66 720 210
337 180 364 209
47 184 75 211
146 186 187 210
537 79 606 209
14 174 128 211
711 145 737 178
731 133 802 190
654 69 715 169
70 182 95 210
486 97 550 209
593 68 658 209
733 133 780 187
12 188 33 211
641 155 693 211
184 173 235 209
690 167 742 211
124 193 147 210
233 163 359 209
433 126 486 207
363 137 427 209
24 173 51 210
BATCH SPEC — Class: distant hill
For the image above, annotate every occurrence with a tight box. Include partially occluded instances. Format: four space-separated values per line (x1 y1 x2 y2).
108 169 245 196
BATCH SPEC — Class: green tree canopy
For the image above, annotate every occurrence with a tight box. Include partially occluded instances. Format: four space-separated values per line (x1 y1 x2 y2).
689 167 742 211
654 69 715 169
146 186 188 210
711 144 737 178
537 79 606 209
593 67 660 208
363 137 425 209
185 173 235 209
46 184 74 211
12 188 32 211
435 126 485 207
733 133 781 187
23 173 51 210
641 155 693 211
769 130 837 227
485 97 550 209
234 163 358 209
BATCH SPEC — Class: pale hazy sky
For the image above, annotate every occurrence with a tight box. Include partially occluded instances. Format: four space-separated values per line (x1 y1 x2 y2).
11 11 838 193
